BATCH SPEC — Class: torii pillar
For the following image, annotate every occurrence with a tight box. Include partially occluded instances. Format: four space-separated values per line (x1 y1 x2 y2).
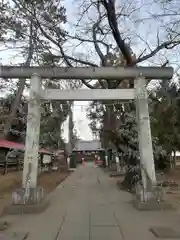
135 76 156 201
22 73 42 200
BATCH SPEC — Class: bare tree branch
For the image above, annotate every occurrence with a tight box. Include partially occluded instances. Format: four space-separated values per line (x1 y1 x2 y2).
136 39 180 63
65 33 110 54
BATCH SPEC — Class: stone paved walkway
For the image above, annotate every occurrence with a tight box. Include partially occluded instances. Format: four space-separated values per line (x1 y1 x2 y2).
2 163 180 240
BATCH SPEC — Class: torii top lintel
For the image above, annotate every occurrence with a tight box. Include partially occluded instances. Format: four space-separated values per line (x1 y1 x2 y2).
0 66 173 80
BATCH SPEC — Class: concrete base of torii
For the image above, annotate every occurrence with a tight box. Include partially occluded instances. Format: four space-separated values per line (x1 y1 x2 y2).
2 186 49 215
132 198 174 211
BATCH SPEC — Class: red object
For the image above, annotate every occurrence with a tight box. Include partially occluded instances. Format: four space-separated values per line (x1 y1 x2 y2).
97 159 103 165
0 139 24 150
0 139 52 154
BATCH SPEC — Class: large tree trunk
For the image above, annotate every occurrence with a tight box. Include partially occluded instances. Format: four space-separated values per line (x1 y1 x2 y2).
3 21 34 139
3 79 26 138
121 164 141 192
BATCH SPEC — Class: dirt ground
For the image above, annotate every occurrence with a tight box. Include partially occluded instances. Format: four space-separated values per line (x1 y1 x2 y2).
161 169 180 209
0 170 69 216
164 168 180 183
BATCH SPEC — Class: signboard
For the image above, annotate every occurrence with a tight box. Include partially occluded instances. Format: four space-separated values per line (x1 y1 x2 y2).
42 154 51 164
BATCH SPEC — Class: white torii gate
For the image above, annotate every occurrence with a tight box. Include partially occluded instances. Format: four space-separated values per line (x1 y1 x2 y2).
0 66 173 202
